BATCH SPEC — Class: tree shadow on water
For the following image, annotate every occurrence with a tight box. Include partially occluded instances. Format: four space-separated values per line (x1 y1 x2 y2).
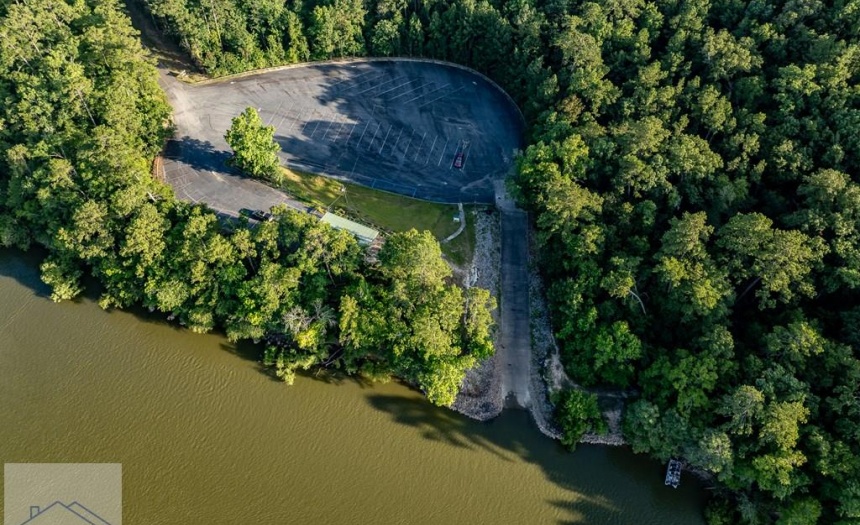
0 248 53 299
216 338 383 390
214 339 285 383
366 393 707 525
369 393 515 458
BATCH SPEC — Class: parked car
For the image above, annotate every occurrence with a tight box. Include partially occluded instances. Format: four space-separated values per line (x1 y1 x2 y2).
241 209 274 221
252 210 274 221
453 152 465 169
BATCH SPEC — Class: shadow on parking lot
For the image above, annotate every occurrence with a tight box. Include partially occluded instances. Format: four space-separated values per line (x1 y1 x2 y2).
273 119 494 204
165 136 236 174
268 62 523 203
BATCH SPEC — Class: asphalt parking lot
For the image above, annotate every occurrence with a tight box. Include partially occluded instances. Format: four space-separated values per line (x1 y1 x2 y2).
161 59 524 208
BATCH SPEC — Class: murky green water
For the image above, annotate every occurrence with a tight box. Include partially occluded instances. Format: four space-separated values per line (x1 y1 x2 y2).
0 249 706 524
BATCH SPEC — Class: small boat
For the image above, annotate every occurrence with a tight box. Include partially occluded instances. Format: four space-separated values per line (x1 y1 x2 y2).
665 459 682 488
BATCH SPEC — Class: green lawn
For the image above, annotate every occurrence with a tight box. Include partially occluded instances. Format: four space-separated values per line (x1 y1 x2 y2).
444 208 477 267
278 168 475 263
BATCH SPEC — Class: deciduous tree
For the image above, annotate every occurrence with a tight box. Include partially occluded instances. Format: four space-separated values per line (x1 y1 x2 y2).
225 107 281 181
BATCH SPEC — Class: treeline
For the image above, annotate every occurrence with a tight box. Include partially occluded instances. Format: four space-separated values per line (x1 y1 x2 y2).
0 0 494 407
142 0 553 119
512 2 860 525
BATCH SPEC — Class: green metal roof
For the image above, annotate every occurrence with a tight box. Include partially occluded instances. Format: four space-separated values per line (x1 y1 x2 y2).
321 212 379 245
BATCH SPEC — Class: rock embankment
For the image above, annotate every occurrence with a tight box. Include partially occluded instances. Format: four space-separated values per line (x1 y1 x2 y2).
452 209 503 421
526 237 628 446
526 260 563 439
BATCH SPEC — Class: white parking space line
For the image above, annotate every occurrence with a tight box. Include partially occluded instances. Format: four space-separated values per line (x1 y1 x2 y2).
322 118 336 140
424 135 438 166
378 79 418 97
413 132 427 161
357 120 373 146
329 69 374 88
329 120 348 141
352 74 387 91
367 122 382 150
403 83 450 105
280 101 297 129
310 117 323 138
344 120 361 145
357 76 408 95
419 85 467 109
402 129 416 159
287 108 306 132
391 128 405 152
388 82 432 101
378 125 393 154
461 141 472 170
437 138 450 166
335 145 350 165
265 101 283 126
300 110 315 133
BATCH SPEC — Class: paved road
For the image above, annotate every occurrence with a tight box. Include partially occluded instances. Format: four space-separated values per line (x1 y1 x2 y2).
161 136 308 218
495 182 532 408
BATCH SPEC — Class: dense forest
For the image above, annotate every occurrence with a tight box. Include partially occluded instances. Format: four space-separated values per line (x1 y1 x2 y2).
140 0 860 522
3 0 860 521
0 0 495 408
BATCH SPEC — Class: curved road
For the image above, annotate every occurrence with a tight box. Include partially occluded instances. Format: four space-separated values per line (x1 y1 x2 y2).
155 58 533 409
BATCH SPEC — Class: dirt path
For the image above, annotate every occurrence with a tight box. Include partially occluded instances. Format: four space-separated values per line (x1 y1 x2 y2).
451 210 503 420
124 0 197 74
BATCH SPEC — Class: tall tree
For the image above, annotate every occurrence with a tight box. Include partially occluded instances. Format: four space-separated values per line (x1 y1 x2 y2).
224 107 281 181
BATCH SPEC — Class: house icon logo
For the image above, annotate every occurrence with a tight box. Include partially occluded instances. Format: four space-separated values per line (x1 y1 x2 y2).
5 464 121 525
19 501 112 525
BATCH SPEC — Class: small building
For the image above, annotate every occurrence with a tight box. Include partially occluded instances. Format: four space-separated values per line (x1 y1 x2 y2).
320 212 379 246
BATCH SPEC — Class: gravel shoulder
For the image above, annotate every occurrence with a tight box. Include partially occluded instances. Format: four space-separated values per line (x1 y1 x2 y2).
451 209 503 420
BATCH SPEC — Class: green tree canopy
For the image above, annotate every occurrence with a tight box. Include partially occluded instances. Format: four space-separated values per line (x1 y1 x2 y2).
224 107 281 182
554 389 606 450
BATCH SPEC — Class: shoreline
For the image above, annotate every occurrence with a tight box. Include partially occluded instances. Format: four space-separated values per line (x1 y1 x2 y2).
524 242 627 446
131 0 624 444
453 220 629 447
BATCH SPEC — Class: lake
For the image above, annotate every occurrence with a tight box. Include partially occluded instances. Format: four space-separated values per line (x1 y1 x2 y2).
0 249 706 524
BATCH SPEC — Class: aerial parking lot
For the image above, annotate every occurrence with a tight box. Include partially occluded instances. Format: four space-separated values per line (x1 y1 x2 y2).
162 59 524 208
